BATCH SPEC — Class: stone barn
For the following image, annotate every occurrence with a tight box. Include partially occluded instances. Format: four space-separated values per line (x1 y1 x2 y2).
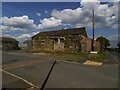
32 27 100 52
1 37 19 50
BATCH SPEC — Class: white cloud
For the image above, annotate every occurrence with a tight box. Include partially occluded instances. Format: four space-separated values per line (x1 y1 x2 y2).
108 34 120 41
81 0 100 2
36 12 41 16
1 15 38 32
1 1 118 42
17 34 31 39
2 30 39 42
49 0 118 29
51 8 83 25
17 34 32 42
1 25 28 32
81 0 100 10
1 15 40 41
38 17 62 29
16 31 39 42
45 10 48 14
32 31 39 35
2 34 14 38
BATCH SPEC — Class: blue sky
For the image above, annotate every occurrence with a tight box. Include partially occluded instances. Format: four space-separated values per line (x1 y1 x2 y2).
1 1 119 47
2 2 80 25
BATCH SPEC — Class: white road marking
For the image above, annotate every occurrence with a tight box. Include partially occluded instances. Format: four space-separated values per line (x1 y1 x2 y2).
0 68 39 89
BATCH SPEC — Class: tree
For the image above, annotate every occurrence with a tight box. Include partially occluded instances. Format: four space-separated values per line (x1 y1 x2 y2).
117 42 120 53
117 42 120 47
96 36 110 53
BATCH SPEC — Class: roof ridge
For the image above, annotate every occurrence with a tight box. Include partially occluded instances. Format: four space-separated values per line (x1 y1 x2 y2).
32 27 87 38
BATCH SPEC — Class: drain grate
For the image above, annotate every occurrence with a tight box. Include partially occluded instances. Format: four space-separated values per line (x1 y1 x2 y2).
66 59 74 62
11 59 18 61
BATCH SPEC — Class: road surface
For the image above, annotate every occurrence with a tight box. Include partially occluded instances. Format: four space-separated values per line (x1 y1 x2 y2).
1 51 118 89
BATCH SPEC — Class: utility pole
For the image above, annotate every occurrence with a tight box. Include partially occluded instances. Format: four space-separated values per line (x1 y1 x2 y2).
91 10 94 51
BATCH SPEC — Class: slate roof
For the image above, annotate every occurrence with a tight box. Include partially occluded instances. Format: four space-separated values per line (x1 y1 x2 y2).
32 27 87 38
1 37 19 42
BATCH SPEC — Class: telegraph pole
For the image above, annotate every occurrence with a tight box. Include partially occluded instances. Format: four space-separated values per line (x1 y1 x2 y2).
91 10 95 51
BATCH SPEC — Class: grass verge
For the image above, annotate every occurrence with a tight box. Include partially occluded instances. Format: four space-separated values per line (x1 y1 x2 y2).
28 50 107 63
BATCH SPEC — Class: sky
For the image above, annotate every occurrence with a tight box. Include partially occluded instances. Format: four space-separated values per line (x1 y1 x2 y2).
0 0 119 47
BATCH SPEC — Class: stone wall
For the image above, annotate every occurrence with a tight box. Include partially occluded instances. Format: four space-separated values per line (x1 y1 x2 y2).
83 37 100 53
32 34 100 53
63 35 82 52
32 36 53 51
2 41 19 50
32 34 83 52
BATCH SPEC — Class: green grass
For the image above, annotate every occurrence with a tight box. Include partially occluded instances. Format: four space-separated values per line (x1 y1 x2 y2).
87 53 107 62
28 50 107 63
28 49 52 53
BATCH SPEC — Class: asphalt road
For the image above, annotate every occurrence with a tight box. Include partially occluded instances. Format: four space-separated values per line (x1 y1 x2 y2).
1 51 118 89
2 51 54 64
105 52 119 64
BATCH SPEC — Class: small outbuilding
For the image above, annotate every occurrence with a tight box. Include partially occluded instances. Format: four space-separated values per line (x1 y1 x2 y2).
23 40 32 50
1 37 19 50
32 27 100 53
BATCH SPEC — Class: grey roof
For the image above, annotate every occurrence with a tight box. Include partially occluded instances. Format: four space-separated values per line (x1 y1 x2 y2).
0 37 19 42
32 27 87 38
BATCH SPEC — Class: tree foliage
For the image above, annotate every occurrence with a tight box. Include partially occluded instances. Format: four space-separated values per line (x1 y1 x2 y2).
96 36 110 52
117 42 120 53
117 42 120 47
